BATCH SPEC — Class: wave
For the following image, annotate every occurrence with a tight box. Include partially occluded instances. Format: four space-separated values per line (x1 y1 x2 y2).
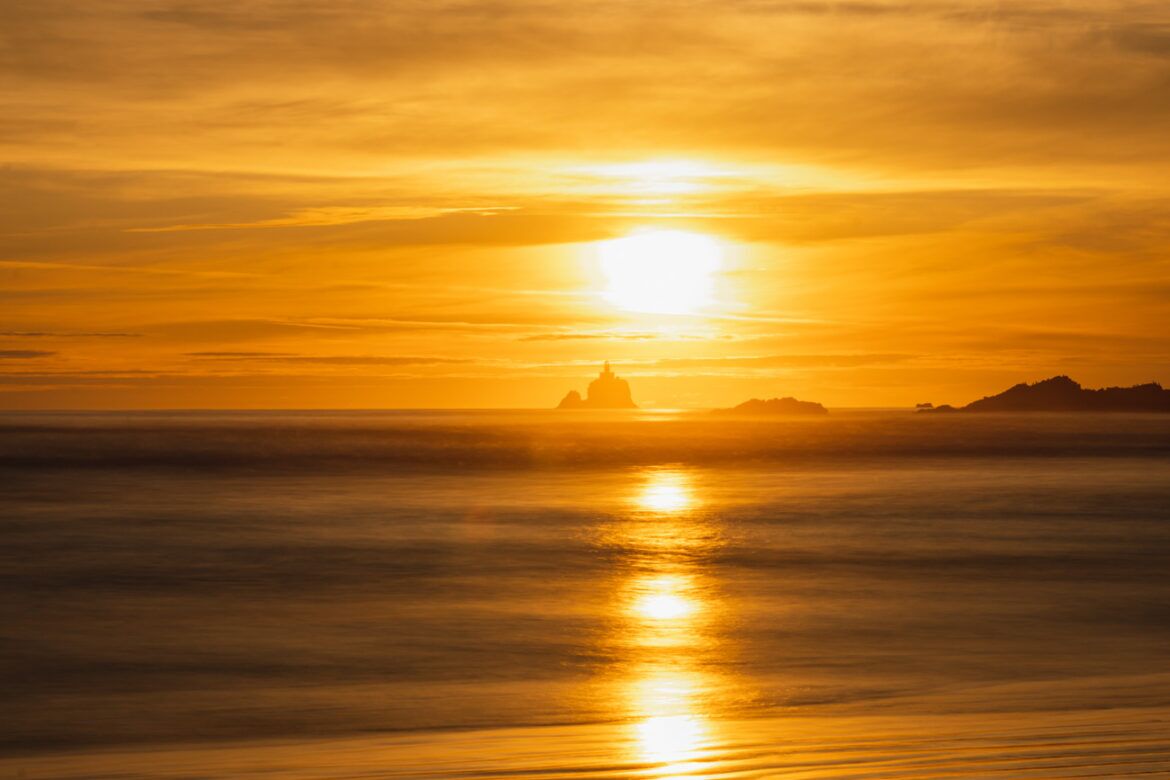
2 411 1169 472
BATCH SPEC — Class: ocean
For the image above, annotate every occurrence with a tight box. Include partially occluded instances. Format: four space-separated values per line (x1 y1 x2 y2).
2 410 1170 778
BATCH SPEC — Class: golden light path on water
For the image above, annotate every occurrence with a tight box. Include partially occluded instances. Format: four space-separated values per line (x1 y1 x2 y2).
637 471 696 514
616 467 721 778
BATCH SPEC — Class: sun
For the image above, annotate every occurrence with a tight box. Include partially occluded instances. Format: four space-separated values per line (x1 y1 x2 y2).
597 229 722 315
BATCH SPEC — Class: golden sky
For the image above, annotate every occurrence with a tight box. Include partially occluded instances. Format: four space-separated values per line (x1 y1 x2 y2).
2 0 1169 408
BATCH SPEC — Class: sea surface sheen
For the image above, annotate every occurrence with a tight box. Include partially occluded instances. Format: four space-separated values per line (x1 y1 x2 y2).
2 410 1170 778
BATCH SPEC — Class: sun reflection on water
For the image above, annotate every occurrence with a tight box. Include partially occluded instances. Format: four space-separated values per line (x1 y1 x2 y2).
639 593 691 621
626 664 716 777
634 580 697 622
630 669 712 773
613 468 723 777
636 714 709 775
636 470 696 513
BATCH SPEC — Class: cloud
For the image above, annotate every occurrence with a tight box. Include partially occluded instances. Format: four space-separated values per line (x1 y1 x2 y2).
5 0 1170 173
1097 22 1170 57
649 353 915 369
0 331 140 338
144 313 610 345
185 351 296 358
0 259 258 279
0 350 56 358
126 205 520 233
185 352 473 366
145 319 370 343
704 190 1094 244
519 331 662 341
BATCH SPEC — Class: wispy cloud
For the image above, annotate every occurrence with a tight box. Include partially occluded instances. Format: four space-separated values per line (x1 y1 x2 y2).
0 260 260 279
186 352 473 366
0 350 56 359
127 205 520 233
0 331 140 338
519 331 662 342
644 353 916 370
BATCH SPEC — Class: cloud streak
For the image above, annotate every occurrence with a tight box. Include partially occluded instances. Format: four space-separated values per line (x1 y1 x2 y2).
186 352 473 366
0 350 56 359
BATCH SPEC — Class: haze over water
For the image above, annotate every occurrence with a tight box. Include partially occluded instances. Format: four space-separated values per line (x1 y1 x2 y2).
4 410 1170 778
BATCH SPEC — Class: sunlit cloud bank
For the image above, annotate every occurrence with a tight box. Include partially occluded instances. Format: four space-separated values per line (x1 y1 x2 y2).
2 0 1169 407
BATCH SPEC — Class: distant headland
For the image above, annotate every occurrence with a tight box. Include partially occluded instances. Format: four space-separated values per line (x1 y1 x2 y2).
923 375 1170 413
557 362 638 409
716 397 828 416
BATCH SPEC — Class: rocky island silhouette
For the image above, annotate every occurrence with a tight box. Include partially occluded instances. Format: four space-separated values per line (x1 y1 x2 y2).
716 397 828 415
924 375 1170 412
556 362 638 409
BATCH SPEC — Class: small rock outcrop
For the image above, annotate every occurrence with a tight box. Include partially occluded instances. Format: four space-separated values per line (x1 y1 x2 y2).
557 362 638 409
717 396 827 416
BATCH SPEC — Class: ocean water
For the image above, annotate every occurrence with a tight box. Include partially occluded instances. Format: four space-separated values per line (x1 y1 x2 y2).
2 410 1170 778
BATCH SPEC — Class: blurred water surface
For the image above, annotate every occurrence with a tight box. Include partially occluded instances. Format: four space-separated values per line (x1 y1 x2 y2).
2 410 1170 777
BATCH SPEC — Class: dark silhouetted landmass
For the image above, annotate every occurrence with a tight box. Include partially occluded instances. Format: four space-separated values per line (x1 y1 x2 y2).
557 362 638 409
717 396 828 416
923 376 1170 413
